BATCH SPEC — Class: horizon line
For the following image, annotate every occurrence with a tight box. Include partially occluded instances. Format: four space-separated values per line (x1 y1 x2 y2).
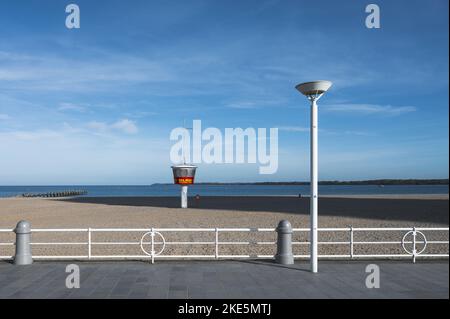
0 178 449 187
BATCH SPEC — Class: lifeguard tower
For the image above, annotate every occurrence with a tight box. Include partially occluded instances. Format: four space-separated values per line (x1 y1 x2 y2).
171 164 197 208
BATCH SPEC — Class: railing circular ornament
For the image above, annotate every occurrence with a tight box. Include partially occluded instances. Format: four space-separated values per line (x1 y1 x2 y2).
402 230 427 256
140 231 166 257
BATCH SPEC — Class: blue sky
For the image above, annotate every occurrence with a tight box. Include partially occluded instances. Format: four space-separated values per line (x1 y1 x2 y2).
0 0 448 185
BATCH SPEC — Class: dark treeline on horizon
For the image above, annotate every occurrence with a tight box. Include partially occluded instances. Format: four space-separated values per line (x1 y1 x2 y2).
157 179 449 186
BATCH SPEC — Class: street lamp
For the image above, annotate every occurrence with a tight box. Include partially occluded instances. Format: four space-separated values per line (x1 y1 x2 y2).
295 80 332 273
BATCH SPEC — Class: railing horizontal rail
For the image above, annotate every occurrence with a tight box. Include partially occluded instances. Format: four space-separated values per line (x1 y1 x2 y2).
17 240 449 246
32 229 88 232
5 227 449 232
31 242 87 245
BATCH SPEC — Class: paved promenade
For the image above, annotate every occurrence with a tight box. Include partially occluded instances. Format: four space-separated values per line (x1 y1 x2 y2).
0 260 448 299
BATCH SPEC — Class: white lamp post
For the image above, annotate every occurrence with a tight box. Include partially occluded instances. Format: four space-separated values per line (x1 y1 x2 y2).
295 80 332 273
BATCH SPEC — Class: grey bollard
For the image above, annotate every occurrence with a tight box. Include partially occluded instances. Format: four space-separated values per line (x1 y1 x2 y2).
275 220 294 265
13 220 33 265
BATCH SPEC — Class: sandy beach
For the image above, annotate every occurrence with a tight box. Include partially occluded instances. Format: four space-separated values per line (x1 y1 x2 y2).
0 196 448 258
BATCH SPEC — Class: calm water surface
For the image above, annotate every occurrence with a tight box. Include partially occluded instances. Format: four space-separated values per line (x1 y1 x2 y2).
0 184 448 198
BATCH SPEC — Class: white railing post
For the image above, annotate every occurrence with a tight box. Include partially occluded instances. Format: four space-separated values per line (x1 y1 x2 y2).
412 227 417 264
215 228 219 259
350 226 354 259
88 228 92 260
151 227 155 264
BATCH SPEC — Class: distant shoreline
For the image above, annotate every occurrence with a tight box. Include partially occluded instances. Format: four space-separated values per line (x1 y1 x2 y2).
1 194 448 200
0 183 448 198
154 179 449 186
318 194 449 200
1 179 448 187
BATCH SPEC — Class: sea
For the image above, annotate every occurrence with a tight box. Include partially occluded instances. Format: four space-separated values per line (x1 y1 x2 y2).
0 184 448 198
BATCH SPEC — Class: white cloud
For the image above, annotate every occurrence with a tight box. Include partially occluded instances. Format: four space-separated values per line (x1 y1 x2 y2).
0 129 62 141
225 99 286 109
58 102 86 112
277 126 309 132
0 50 174 93
124 111 158 118
86 121 109 132
226 101 260 109
323 104 417 116
278 126 372 135
111 119 138 134
0 126 168 185
343 130 375 137
86 119 138 134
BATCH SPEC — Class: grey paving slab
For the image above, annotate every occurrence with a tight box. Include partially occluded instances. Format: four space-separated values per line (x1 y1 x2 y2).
0 260 448 299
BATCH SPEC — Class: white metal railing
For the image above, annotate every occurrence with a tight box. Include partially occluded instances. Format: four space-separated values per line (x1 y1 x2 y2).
0 227 448 263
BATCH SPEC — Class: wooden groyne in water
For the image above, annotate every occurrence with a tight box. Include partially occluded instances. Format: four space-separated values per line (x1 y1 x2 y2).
21 190 88 198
